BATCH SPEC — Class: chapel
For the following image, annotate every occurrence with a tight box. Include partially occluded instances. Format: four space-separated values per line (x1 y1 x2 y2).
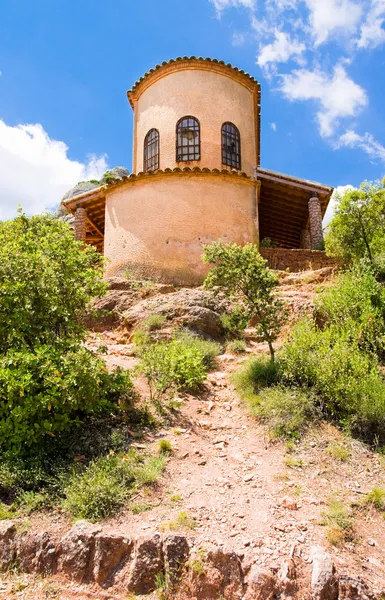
62 57 334 283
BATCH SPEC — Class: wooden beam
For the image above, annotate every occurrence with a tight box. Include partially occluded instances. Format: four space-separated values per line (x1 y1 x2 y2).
85 215 104 237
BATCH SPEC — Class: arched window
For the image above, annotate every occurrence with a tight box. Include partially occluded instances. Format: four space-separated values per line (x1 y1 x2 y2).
176 116 200 162
222 122 241 170
144 128 159 172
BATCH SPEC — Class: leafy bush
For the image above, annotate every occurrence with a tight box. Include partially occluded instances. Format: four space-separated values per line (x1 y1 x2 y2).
174 331 221 369
227 339 246 354
63 451 165 521
221 306 248 338
314 263 385 359
0 213 105 353
140 339 207 406
232 356 281 404
142 314 166 331
281 319 385 442
203 242 287 362
0 343 135 452
0 213 134 453
254 386 319 440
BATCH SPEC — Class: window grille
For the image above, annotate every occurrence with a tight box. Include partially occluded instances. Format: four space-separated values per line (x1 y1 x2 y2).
222 122 241 170
144 128 159 172
176 116 200 162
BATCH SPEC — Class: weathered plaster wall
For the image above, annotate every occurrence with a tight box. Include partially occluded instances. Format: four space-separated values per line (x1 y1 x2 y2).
104 173 257 284
133 69 257 177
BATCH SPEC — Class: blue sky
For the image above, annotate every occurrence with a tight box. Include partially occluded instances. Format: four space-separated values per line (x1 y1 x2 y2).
0 0 384 220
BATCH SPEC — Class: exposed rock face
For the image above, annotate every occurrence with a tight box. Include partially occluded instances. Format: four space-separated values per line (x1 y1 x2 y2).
126 534 164 594
58 520 102 582
123 288 228 339
338 576 374 600
311 546 338 600
0 520 16 571
0 522 381 599
61 181 100 203
107 166 129 180
278 558 297 597
93 532 132 586
17 532 57 574
182 548 244 600
163 534 190 583
244 566 278 600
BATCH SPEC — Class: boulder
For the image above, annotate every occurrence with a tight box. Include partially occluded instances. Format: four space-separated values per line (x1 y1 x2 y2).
310 546 338 600
278 558 297 597
183 548 244 600
108 166 129 179
0 520 16 571
93 532 132 586
163 534 190 583
244 566 278 600
61 181 100 203
123 288 228 339
126 534 164 594
58 520 102 582
338 576 373 600
17 531 57 574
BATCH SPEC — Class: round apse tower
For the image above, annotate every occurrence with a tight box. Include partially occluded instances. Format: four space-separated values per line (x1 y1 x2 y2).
103 57 261 283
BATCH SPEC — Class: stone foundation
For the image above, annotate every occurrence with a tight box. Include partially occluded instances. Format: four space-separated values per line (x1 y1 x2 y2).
260 248 339 272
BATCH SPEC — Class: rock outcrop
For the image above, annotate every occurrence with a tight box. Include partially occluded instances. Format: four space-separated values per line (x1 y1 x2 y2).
0 522 381 599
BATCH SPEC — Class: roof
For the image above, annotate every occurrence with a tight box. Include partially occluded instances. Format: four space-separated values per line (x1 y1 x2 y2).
62 167 333 251
126 56 261 168
257 168 333 248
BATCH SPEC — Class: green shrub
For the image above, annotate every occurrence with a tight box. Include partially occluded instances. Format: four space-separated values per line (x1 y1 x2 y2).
281 319 385 442
0 343 135 452
0 213 136 453
140 337 212 406
0 213 105 354
158 439 173 455
142 314 167 331
175 331 221 369
63 451 165 521
314 263 385 359
363 487 385 510
221 306 248 338
227 339 246 354
232 357 316 438
254 386 319 439
232 355 280 406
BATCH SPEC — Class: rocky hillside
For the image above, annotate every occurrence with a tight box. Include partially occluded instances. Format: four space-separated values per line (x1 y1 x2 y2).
2 266 385 599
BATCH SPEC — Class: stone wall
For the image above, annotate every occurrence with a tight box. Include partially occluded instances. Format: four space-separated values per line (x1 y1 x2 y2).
260 248 339 272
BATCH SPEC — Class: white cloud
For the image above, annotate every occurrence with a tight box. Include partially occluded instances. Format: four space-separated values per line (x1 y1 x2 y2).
0 120 108 221
280 65 368 137
337 129 385 162
357 0 385 49
232 31 247 46
210 0 255 16
257 30 306 68
270 122 277 130
305 0 363 45
323 184 355 226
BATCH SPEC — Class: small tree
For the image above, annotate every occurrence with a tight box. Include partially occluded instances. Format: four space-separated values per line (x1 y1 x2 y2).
325 180 385 265
203 242 286 362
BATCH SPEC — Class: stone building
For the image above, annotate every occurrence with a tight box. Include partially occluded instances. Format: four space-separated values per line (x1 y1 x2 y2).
62 57 333 283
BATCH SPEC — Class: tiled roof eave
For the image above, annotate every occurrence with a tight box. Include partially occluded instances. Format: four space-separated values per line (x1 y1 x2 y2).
62 167 256 211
